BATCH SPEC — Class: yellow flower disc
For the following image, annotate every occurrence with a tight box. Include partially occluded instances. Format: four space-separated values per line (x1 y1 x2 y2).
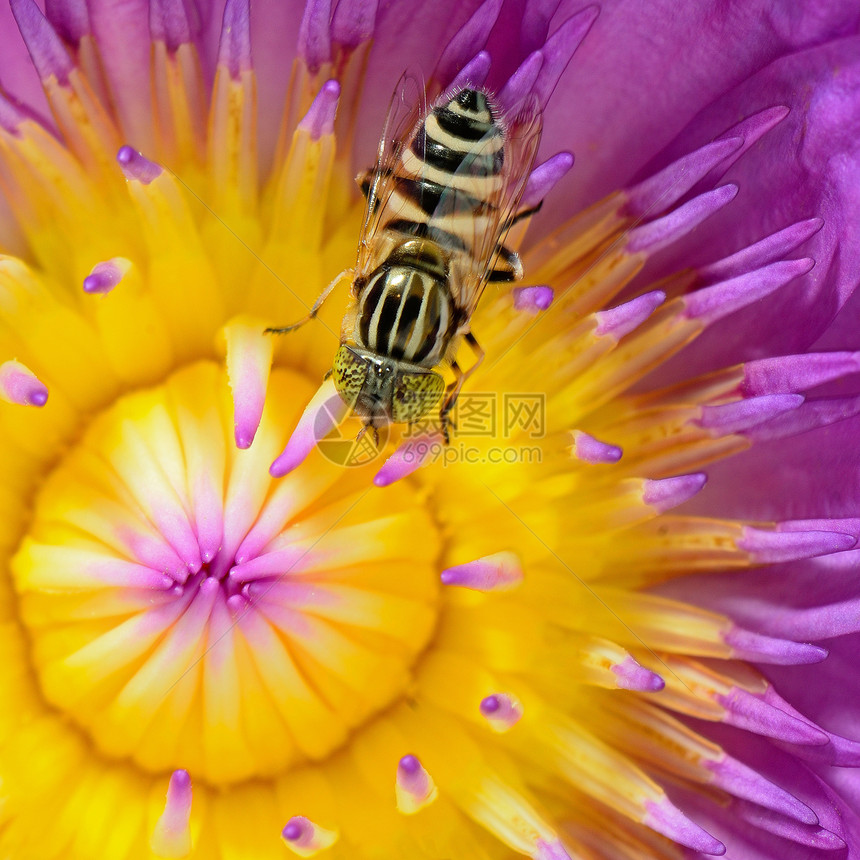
12 362 440 785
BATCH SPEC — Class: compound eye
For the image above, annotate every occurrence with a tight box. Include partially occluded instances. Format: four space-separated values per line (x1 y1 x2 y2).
392 370 445 424
332 346 368 407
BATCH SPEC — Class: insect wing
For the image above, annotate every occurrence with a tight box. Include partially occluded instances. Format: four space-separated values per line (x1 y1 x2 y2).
444 96 543 320
355 73 427 279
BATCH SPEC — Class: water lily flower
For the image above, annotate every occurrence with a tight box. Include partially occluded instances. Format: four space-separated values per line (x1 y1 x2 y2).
2 0 860 859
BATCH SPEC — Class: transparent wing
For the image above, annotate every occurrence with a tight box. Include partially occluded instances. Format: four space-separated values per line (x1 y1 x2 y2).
444 95 543 321
355 72 427 280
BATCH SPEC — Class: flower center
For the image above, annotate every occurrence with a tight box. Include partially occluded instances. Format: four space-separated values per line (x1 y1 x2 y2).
11 361 440 785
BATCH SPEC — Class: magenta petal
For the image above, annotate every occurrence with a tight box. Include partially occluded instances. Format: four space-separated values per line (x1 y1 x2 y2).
540 1 860 218
640 39 860 372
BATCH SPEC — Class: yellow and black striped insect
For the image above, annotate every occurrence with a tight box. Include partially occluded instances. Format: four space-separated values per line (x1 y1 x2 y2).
267 81 542 442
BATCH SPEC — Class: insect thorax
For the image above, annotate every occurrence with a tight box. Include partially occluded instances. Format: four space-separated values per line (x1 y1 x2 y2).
352 240 456 367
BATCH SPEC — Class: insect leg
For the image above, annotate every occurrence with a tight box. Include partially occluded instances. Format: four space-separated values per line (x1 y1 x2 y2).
439 333 485 443
264 269 349 335
505 200 543 229
486 246 523 283
439 361 463 445
356 421 380 447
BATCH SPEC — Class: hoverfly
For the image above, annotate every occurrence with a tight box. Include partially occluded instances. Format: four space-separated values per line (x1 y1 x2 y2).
267 79 543 442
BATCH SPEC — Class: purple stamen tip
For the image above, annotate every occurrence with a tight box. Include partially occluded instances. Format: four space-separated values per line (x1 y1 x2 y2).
521 152 575 210
626 185 738 255
0 361 49 408
642 473 706 513
282 821 303 842
46 0 90 44
625 137 743 218
331 0 378 48
83 258 129 295
699 218 823 282
10 0 74 83
739 526 856 564
743 352 860 397
480 695 500 715
478 692 523 730
513 285 554 312
441 551 523 591
171 768 191 790
398 754 421 774
611 657 665 692
235 430 255 449
572 431 622 464
435 0 503 84
299 80 340 141
644 799 726 855
697 394 804 436
685 257 815 324
117 146 162 184
217 0 252 78
450 51 492 90
595 291 665 340
498 50 543 112
298 0 332 73
723 626 828 666
149 0 192 52
706 755 818 825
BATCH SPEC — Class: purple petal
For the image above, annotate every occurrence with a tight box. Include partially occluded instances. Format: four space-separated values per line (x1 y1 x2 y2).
539 1 860 219
637 40 860 373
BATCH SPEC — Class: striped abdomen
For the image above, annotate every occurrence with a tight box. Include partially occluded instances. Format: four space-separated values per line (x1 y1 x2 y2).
384 89 508 271
356 264 454 366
